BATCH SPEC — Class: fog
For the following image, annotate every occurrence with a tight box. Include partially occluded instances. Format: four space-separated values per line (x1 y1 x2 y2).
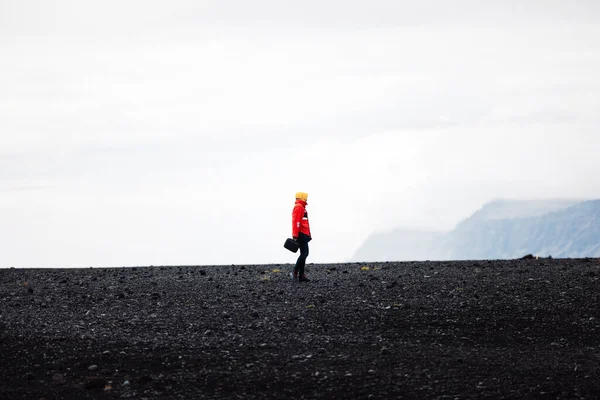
1 0 599 267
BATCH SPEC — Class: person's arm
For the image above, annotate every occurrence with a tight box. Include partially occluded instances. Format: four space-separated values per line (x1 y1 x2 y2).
292 205 303 239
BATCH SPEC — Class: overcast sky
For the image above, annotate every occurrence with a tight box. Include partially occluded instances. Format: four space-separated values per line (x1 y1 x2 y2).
1 0 599 268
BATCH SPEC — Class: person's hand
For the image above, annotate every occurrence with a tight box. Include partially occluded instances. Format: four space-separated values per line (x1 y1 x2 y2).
293 236 298 241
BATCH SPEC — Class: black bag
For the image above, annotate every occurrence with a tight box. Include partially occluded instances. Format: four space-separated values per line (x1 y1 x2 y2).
284 238 299 253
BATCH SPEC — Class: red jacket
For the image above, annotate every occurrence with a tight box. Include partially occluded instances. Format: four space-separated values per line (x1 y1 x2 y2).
292 199 311 238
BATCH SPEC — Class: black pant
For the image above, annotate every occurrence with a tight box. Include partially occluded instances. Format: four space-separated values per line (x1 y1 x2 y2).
294 233 310 277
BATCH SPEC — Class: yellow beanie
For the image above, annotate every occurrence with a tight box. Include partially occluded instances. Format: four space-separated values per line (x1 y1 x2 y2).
295 192 308 201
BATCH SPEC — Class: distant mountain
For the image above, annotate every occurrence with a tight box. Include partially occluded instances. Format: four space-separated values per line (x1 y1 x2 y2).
351 199 600 261
352 229 445 262
463 199 581 221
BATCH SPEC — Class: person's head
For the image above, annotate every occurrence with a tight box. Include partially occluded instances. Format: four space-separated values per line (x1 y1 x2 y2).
295 192 308 202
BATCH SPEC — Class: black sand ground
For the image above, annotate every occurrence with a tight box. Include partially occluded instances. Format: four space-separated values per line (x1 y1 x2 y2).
1 259 600 399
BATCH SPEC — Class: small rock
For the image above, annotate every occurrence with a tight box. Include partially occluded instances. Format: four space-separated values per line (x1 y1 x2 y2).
88 365 98 371
84 376 106 389
25 372 35 380
386 281 398 289
123 380 130 386
380 347 390 355
204 330 212 336
52 373 67 385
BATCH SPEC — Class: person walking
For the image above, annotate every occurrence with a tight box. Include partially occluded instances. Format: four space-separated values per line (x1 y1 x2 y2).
291 192 312 282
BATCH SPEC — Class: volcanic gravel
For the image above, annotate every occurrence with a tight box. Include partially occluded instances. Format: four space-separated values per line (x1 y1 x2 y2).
1 259 600 399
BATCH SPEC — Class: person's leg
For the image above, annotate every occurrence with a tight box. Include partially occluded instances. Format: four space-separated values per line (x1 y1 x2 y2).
296 234 309 280
292 238 303 279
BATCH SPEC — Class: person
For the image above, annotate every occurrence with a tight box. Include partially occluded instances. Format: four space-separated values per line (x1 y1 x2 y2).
291 192 312 282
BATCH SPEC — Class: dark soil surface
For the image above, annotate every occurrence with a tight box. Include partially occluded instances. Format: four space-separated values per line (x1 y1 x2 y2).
2 259 600 399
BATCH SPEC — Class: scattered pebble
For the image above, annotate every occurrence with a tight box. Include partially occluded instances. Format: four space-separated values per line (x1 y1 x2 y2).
84 377 106 389
52 373 67 385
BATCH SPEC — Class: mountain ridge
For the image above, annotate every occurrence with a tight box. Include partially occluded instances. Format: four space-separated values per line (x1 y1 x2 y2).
352 199 600 261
